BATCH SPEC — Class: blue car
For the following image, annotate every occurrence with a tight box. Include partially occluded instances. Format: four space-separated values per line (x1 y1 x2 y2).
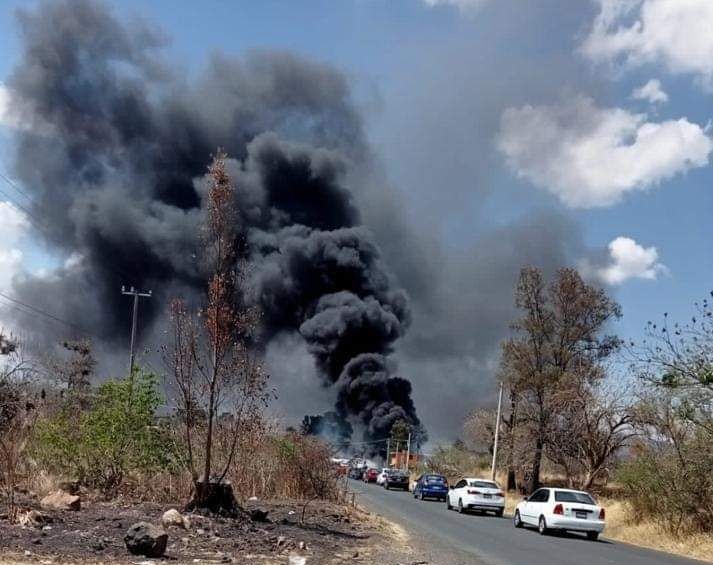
413 474 449 501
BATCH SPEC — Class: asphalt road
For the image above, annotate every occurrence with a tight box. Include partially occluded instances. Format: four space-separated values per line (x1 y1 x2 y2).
350 480 703 565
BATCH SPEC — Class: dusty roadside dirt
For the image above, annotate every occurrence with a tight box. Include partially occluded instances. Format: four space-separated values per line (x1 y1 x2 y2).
0 494 424 565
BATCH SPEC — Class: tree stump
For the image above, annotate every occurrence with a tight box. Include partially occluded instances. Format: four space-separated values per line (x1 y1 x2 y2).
186 477 241 517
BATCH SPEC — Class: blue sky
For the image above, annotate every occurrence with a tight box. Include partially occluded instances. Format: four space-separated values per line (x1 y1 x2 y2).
1 0 712 438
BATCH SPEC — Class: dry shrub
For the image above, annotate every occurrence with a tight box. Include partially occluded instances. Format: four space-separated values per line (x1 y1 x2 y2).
228 423 341 502
0 344 37 522
115 470 193 503
421 442 489 483
617 438 713 535
600 497 713 563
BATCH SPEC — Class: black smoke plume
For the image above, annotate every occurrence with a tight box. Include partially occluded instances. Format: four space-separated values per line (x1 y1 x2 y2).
6 0 424 448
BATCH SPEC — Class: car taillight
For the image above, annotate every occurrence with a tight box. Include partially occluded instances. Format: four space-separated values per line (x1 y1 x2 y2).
467 489 482 495
553 504 564 515
495 492 504 497
599 508 605 520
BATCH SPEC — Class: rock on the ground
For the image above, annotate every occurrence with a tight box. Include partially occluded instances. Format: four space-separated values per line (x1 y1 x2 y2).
249 508 269 522
40 490 81 511
18 510 53 528
58 480 80 494
124 522 168 557
162 508 189 529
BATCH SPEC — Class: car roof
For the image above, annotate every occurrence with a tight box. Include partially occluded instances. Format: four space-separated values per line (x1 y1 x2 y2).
464 478 498 483
552 488 592 494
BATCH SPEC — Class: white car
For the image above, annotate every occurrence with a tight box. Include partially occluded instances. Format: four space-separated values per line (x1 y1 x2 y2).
446 478 505 516
376 468 390 486
513 487 605 541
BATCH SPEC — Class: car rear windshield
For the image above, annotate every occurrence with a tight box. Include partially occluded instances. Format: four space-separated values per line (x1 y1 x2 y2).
554 491 595 504
425 476 446 484
469 481 498 489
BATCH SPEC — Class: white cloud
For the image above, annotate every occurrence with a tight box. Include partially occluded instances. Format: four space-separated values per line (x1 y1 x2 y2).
496 95 713 208
64 252 85 270
0 201 29 291
631 79 668 104
581 0 713 88
0 84 11 127
421 0 489 12
580 236 668 285
0 83 20 130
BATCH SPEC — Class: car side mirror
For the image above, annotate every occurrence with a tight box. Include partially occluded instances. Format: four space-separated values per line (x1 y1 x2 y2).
522 496 529 501
449 485 454 490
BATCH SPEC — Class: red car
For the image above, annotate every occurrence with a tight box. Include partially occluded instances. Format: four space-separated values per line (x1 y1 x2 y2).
363 468 379 483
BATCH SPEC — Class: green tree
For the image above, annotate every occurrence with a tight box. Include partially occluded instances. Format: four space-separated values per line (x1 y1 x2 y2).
390 419 410 444
34 370 176 497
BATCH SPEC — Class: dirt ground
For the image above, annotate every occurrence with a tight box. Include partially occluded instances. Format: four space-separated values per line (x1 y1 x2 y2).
0 493 424 565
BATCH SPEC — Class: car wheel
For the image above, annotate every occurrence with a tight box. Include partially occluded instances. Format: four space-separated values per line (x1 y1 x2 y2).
495 508 504 518
458 499 465 514
586 532 599 541
513 510 523 528
446 496 452 510
538 516 549 535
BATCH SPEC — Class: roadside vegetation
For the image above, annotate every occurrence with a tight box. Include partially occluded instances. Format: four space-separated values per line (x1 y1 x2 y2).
422 267 713 561
0 153 350 563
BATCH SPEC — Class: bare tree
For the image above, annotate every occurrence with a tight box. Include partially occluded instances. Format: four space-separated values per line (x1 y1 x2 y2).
501 267 621 492
462 407 497 456
164 152 271 512
545 379 638 489
43 339 95 409
0 334 37 522
621 297 713 533
630 300 713 433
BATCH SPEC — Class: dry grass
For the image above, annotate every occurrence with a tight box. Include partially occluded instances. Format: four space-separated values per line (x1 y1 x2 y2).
24 470 59 499
598 497 713 563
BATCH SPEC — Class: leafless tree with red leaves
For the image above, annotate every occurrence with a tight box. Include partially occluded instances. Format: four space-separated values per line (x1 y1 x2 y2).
164 152 271 513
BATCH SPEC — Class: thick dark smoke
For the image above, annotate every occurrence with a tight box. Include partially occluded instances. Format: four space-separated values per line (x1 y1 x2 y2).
6 0 424 447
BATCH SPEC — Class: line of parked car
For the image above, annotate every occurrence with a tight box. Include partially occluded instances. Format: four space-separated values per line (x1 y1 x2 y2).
353 467 606 541
355 466 411 490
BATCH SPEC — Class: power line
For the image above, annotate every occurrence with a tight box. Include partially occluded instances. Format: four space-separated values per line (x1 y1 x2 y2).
0 291 98 338
0 185 47 230
0 168 151 288
330 437 391 447
0 172 160 344
0 297 83 337
0 169 69 244
0 170 33 202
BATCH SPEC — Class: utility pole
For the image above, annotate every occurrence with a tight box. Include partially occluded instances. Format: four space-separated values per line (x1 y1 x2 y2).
386 438 391 468
121 286 152 374
491 380 504 481
405 432 411 472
